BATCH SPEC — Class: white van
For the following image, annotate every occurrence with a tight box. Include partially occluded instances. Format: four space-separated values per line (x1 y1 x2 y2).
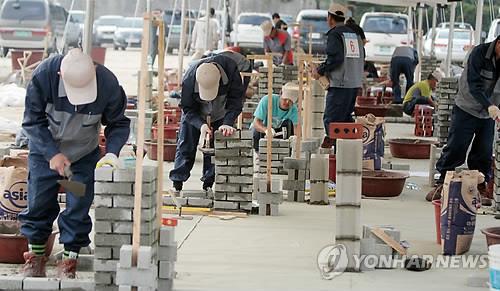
360 12 413 63
486 19 500 43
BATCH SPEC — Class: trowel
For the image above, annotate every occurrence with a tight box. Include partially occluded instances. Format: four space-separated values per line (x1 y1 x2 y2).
57 166 86 197
198 115 215 155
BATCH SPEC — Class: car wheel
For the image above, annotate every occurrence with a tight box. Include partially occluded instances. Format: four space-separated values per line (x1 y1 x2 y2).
121 46 126 51
1 47 8 57
113 45 118 50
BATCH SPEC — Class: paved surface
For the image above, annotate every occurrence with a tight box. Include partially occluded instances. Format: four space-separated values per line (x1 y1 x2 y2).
0 49 497 290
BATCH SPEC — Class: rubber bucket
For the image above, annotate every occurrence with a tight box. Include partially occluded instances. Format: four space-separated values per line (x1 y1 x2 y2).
432 199 441 245
329 154 336 182
489 245 500 291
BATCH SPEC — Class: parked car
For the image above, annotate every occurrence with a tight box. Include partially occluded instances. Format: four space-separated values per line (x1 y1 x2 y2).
423 28 474 63
163 9 197 54
293 9 328 55
486 19 500 43
230 12 272 54
93 15 124 46
360 12 413 63
64 10 84 49
0 0 69 56
113 17 142 50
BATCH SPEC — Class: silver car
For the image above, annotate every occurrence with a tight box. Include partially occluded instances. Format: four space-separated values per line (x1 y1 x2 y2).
113 17 142 50
94 15 124 46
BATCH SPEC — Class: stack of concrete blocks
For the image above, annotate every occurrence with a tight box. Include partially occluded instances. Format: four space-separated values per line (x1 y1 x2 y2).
258 138 291 176
360 225 401 270
241 101 258 130
495 134 500 211
309 154 329 204
125 109 156 142
335 139 362 272
283 157 307 202
436 77 458 145
279 64 298 84
214 130 254 212
157 224 177 290
311 80 327 138
257 178 283 216
420 56 440 81
293 139 322 180
93 165 158 291
428 144 443 186
258 66 283 96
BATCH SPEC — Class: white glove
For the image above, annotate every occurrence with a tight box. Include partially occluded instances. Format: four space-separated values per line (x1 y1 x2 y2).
289 135 297 144
96 153 121 169
488 105 500 121
218 125 236 137
265 128 276 138
199 124 211 146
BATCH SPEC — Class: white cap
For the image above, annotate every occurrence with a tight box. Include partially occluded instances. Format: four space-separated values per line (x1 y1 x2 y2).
431 69 443 82
281 82 299 103
196 63 220 101
328 3 347 19
60 48 97 106
260 20 273 37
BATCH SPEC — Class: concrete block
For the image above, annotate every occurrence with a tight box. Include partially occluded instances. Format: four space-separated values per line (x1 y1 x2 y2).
95 234 131 247
227 158 254 166
158 261 175 279
94 221 112 233
119 245 133 268
258 179 281 193
95 285 119 291
283 157 308 170
362 225 401 245
215 183 240 193
240 148 253 157
215 175 227 183
282 180 305 191
227 139 253 148
95 208 132 221
187 197 213 207
335 173 362 206
213 200 239 210
94 272 113 285
256 192 283 204
226 193 252 202
115 264 158 288
336 139 363 173
259 203 279 216
0 276 23 290
158 279 174 291
94 246 112 260
301 140 320 152
239 201 253 211
215 149 240 157
94 182 133 195
336 206 361 239
228 176 254 184
158 244 178 261
287 190 305 202
159 227 175 246
213 192 227 200
113 166 156 183
240 184 253 193
60 279 95 291
94 195 113 208
163 196 187 206
95 167 114 182
138 246 154 269
215 166 240 175
310 154 329 180
240 167 254 176
310 182 329 204
23 277 60 290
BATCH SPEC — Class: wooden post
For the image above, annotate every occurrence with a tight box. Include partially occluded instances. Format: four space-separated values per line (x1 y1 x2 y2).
266 54 273 190
295 56 304 158
305 57 313 138
308 25 313 55
156 19 165 228
177 0 187 87
132 13 151 267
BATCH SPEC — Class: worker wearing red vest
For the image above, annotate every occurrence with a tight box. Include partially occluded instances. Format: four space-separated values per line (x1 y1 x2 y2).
260 20 293 65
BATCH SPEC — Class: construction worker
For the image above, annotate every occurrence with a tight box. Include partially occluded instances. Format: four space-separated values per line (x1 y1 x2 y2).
260 20 293 66
169 54 245 192
252 82 299 152
402 70 442 116
312 6 364 148
19 48 130 278
191 7 219 60
390 46 419 104
272 13 288 31
427 36 500 203
345 17 366 45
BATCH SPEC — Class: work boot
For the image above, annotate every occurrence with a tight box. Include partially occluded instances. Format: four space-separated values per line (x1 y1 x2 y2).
22 252 48 277
478 183 493 207
321 136 334 149
57 258 77 279
425 184 443 202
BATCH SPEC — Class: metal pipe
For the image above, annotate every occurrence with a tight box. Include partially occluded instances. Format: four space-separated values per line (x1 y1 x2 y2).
82 0 95 55
415 3 424 82
445 2 456 77
205 0 211 52
178 0 187 87
430 4 437 56
234 0 239 46
475 0 484 45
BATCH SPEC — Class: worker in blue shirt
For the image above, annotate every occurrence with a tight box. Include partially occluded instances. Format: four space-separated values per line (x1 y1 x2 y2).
20 49 130 278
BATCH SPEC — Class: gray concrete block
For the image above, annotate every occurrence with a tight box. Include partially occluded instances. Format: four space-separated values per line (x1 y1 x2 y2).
138 246 154 269
95 234 131 247
158 244 178 261
239 184 253 193
114 194 156 209
95 167 114 182
95 284 119 291
0 276 23 290
23 277 60 290
215 183 240 192
94 221 112 234
228 176 253 184
94 195 113 208
287 190 305 202
283 157 307 170
95 182 133 195
95 208 132 221
215 175 227 183
119 245 133 268
158 279 174 291
112 166 156 183
115 264 158 288
159 226 175 246
226 139 253 148
94 272 113 285
240 130 253 140
336 139 363 173
259 203 279 216
282 180 305 191
213 192 227 200
214 149 240 157
113 221 156 235
256 192 283 204
213 200 239 210
226 193 252 202
215 166 240 175
310 154 329 180
240 167 254 176
187 197 213 207
310 182 328 204
94 246 112 260
227 158 253 166
362 225 400 245
158 261 175 279
60 278 95 291
163 196 187 206
239 201 253 211
240 148 253 157
258 178 280 193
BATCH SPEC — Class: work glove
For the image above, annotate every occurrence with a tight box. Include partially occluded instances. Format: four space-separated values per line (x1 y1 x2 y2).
199 124 212 146
289 135 297 144
96 153 121 169
488 105 500 121
265 128 276 139
218 125 236 137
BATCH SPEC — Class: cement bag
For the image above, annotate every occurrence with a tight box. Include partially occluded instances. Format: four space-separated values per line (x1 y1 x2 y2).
440 170 483 255
359 114 385 170
0 156 28 220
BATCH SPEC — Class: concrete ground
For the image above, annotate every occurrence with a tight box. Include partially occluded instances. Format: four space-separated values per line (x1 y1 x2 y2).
0 49 497 290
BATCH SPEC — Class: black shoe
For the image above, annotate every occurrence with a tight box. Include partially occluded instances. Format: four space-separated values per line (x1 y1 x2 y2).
173 181 183 192
202 182 213 191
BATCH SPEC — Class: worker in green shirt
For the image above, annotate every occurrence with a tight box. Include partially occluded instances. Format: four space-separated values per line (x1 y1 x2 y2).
402 70 442 116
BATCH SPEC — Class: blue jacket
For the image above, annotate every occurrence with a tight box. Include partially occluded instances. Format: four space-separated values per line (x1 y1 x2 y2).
180 54 244 129
455 36 500 119
22 55 130 162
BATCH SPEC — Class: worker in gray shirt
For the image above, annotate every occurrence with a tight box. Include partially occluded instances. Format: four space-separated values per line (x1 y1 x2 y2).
390 46 419 104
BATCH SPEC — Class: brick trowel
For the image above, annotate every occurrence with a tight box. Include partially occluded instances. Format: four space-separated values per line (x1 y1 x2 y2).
57 166 86 197
198 115 215 155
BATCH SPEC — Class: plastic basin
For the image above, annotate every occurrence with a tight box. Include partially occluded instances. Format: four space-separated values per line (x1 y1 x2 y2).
388 138 437 159
362 170 409 197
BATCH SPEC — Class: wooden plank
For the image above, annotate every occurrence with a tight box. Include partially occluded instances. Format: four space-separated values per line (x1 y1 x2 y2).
162 206 248 218
156 19 166 228
266 54 273 190
295 57 304 158
132 12 151 266
370 227 407 255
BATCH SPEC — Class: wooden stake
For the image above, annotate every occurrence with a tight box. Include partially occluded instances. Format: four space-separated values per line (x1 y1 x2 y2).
156 19 166 228
132 12 151 267
305 59 313 139
295 57 304 158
